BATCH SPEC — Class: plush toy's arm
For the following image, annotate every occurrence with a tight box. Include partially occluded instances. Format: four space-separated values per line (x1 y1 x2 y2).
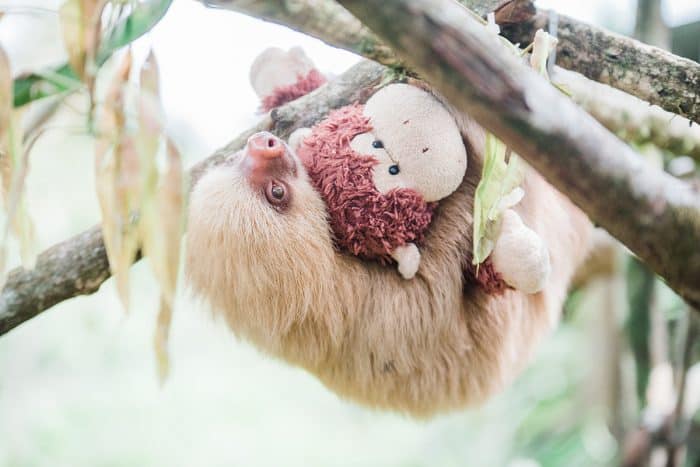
391 243 421 280
490 209 550 294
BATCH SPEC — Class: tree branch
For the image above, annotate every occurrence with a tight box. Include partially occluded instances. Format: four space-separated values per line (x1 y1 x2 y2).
554 68 700 162
0 60 388 336
206 0 700 160
497 2 700 124
201 0 504 68
335 0 700 308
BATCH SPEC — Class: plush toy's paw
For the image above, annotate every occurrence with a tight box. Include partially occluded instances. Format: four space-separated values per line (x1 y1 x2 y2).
491 209 550 294
392 243 421 280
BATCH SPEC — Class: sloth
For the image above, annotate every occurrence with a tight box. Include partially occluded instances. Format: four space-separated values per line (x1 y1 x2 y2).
186 119 593 417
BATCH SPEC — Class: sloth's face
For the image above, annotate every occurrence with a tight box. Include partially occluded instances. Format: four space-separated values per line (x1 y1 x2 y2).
191 131 329 245
186 132 332 294
186 131 337 344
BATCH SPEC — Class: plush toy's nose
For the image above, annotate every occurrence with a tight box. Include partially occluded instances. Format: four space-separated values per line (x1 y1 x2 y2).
247 132 284 160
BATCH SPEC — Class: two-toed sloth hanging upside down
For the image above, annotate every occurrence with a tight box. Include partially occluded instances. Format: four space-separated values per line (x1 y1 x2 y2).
186 111 593 417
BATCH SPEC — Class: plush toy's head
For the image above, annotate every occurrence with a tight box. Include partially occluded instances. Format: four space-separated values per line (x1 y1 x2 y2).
296 103 436 263
349 83 468 202
293 83 468 264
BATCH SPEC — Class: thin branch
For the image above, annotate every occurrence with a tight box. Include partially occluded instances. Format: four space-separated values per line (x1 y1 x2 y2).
497 2 700 124
202 0 402 66
554 68 700 163
336 0 700 308
201 0 504 68
0 60 388 336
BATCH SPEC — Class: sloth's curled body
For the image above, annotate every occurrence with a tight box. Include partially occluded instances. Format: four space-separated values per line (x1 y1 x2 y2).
186 124 592 417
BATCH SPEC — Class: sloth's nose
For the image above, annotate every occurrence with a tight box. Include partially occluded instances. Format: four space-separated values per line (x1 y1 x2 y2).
247 131 284 160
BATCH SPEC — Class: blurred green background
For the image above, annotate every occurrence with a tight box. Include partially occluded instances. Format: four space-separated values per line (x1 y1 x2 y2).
0 1 699 466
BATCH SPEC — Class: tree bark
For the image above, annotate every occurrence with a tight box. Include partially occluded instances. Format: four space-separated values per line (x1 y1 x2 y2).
201 0 505 68
336 0 700 308
0 60 388 336
498 4 700 124
206 0 700 160
554 68 700 162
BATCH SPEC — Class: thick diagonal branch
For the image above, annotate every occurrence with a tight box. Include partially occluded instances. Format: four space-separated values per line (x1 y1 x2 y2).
205 0 700 161
337 0 700 308
0 60 388 336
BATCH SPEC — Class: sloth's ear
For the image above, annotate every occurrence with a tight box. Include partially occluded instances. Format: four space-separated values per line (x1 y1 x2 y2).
288 127 312 152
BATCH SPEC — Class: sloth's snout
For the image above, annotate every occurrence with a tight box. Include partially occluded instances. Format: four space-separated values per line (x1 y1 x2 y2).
247 131 285 160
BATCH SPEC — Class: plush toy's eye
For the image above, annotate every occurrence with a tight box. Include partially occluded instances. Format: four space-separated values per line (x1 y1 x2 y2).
372 140 384 149
388 164 400 175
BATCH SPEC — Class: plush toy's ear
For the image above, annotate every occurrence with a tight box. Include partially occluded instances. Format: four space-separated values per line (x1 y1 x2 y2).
250 47 326 111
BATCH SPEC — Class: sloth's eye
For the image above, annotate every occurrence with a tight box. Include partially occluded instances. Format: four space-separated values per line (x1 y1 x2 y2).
271 184 285 199
265 180 290 209
372 140 384 149
388 164 400 175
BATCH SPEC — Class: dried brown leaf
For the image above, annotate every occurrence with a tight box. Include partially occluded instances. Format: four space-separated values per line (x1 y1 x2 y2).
159 139 184 300
0 45 11 152
0 48 36 274
95 50 138 312
137 50 162 203
154 296 172 383
143 139 185 384
59 0 104 80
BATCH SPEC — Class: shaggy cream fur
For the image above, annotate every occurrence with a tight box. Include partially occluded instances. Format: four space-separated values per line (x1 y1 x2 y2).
186 119 592 417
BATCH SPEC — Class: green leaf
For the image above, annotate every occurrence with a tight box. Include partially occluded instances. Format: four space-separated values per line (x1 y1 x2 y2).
13 64 81 107
472 134 523 265
96 0 173 66
12 0 172 108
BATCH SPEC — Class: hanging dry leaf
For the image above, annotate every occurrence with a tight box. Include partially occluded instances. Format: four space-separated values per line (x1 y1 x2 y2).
154 296 172 383
0 45 11 282
0 47 37 276
137 49 162 214
60 0 105 118
158 139 184 302
59 0 103 78
0 45 11 149
95 50 139 312
144 139 185 383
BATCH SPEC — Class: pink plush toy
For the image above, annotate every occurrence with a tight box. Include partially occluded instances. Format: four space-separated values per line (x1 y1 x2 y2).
251 48 550 292
289 87 468 280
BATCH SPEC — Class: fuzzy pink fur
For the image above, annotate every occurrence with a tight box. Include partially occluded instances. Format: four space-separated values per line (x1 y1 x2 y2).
296 104 436 264
261 69 327 112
